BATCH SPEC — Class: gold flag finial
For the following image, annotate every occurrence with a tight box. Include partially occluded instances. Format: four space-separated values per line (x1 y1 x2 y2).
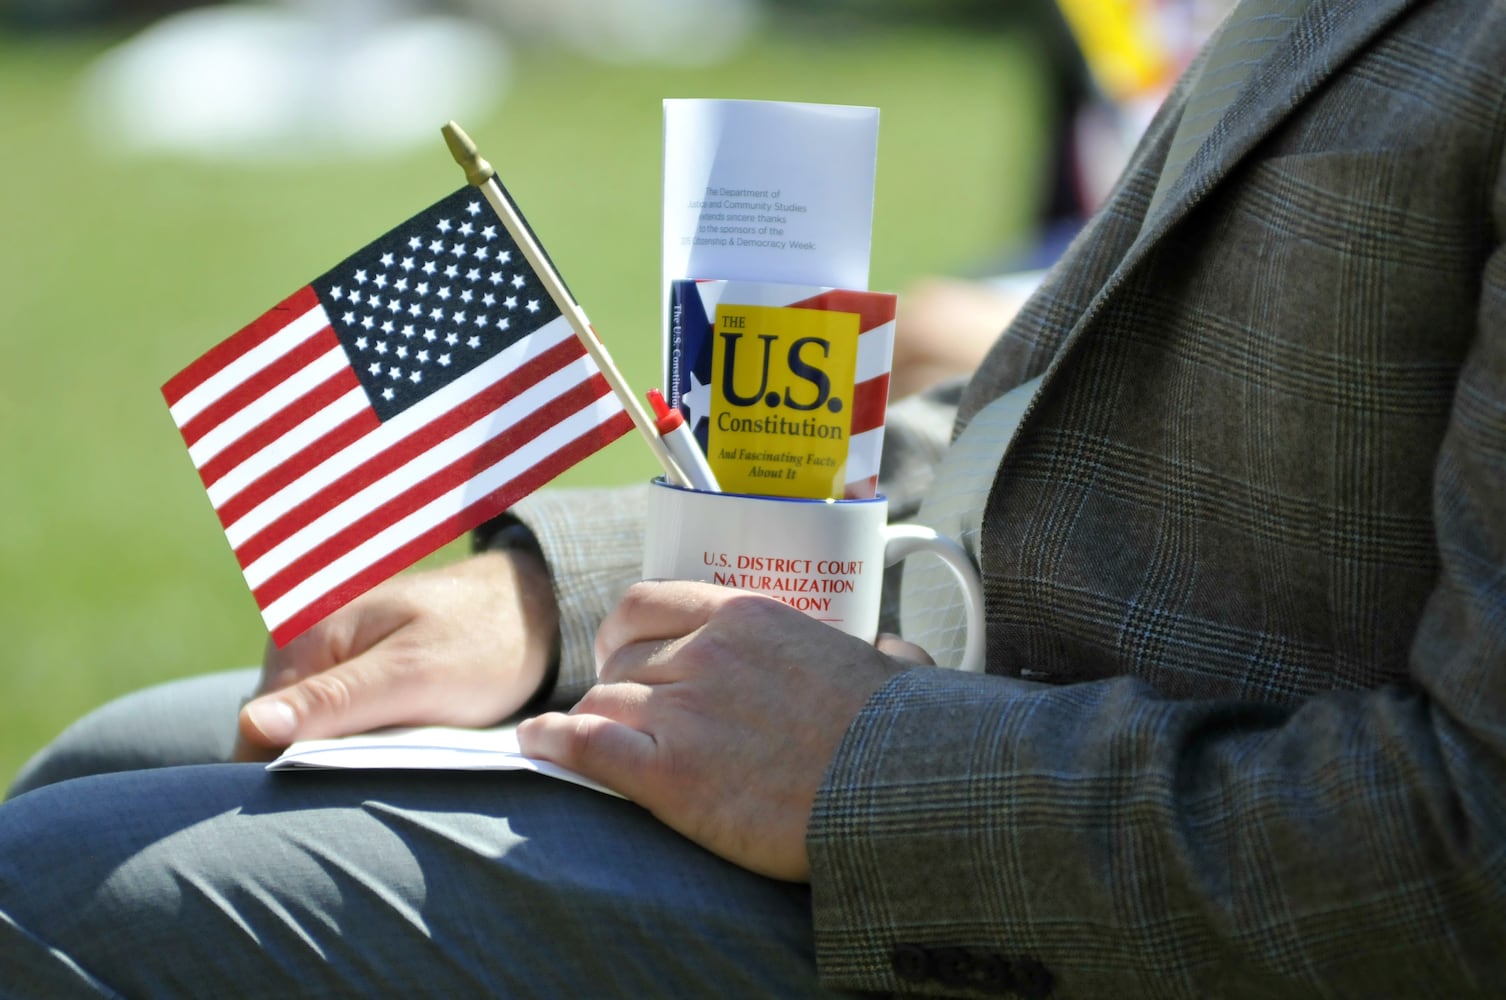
442 121 494 187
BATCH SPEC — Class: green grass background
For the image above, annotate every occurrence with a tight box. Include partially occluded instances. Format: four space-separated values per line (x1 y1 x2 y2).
0 18 1048 786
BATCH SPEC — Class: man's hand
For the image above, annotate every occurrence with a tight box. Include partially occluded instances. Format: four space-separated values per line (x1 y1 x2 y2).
232 549 559 761
517 580 926 882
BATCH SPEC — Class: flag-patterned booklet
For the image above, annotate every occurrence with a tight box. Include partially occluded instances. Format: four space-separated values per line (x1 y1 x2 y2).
667 279 895 500
163 186 632 645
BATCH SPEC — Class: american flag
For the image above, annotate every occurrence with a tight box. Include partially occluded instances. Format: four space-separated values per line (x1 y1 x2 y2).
163 186 632 645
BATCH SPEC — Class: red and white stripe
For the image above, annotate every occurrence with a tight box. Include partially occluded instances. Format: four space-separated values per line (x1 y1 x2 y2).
163 285 631 645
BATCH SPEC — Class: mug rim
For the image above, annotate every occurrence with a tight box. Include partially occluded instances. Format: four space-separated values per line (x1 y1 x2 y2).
649 476 888 505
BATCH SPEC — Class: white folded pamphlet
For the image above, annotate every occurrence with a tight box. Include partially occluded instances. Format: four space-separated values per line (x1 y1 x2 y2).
267 723 621 798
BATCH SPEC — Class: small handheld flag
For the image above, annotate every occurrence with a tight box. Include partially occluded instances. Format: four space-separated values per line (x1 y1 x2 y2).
163 182 634 645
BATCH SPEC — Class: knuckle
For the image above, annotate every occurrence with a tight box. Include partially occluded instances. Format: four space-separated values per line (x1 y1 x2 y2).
595 652 623 683
617 581 659 616
571 714 610 760
694 593 781 648
721 591 785 626
558 712 622 772
294 672 355 717
376 643 429 682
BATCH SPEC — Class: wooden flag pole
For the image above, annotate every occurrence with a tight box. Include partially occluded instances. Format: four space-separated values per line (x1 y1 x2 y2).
441 121 689 487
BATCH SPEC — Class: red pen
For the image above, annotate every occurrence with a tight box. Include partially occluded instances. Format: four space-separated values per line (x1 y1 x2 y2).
647 388 721 492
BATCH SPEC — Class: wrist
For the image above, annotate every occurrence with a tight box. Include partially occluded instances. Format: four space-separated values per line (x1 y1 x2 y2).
479 523 562 709
505 545 562 705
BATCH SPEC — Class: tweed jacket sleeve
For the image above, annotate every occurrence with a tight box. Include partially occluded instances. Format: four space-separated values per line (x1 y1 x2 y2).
808 1 1506 996
483 383 963 709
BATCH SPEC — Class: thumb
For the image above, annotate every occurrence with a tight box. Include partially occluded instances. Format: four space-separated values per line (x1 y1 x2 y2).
874 632 936 666
516 712 658 801
237 693 303 751
236 659 394 752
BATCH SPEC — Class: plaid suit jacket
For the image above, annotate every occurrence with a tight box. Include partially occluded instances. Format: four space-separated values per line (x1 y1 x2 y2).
806 0 1506 996
506 0 1506 994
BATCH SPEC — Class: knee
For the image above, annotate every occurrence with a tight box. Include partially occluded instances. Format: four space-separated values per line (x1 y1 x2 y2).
7 668 259 798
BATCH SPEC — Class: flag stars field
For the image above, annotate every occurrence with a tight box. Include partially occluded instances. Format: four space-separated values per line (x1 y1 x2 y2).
319 195 570 414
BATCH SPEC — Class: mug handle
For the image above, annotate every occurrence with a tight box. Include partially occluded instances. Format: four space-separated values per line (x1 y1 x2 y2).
882 525 986 673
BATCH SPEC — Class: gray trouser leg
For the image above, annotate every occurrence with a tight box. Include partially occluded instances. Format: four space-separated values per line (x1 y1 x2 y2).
8 668 259 797
0 673 851 998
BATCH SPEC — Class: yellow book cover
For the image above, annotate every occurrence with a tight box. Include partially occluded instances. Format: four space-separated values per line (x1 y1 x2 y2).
667 280 896 499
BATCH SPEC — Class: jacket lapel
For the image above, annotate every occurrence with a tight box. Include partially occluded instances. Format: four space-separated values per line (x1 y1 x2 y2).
1134 0 1421 250
1035 0 1423 391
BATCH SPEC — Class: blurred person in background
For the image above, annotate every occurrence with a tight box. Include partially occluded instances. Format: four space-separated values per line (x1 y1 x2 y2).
892 0 1238 398
40 0 757 163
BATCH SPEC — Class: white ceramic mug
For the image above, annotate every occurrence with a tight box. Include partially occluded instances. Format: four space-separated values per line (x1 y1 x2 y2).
642 478 985 672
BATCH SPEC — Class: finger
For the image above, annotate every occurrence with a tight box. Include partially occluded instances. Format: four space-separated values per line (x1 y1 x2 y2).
257 621 344 693
874 633 936 666
516 712 659 802
594 580 724 671
595 637 682 686
237 626 361 756
568 679 658 727
236 646 428 750
258 593 412 694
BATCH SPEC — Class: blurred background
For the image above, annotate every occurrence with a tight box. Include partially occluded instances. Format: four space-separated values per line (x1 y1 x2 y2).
1 0 1223 784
